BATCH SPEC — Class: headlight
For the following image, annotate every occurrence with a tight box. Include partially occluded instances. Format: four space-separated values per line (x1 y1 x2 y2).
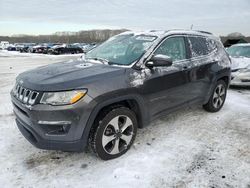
239 68 250 73
40 90 87 106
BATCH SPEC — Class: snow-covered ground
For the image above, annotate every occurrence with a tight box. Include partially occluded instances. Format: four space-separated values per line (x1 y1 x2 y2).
0 51 250 188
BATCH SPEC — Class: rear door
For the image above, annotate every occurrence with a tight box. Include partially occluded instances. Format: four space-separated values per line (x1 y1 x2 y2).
186 36 218 99
141 36 194 118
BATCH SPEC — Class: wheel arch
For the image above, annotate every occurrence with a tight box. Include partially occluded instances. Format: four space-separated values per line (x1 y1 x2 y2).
203 70 231 104
80 95 148 148
217 75 230 87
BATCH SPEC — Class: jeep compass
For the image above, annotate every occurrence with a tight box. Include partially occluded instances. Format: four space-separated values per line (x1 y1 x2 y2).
11 30 231 160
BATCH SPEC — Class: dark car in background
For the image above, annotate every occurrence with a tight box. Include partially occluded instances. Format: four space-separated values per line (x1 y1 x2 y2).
6 42 96 54
42 43 62 54
7 45 16 51
29 44 47 53
19 43 36 53
15 43 25 51
47 44 83 55
27 43 58 53
11 30 231 160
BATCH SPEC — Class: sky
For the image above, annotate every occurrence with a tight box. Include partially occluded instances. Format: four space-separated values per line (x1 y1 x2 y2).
0 0 250 36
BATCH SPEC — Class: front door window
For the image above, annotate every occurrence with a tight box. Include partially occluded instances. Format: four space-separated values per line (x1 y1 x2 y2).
154 37 186 62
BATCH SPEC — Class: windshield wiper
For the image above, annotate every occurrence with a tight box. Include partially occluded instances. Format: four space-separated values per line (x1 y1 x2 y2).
86 57 128 66
87 57 111 65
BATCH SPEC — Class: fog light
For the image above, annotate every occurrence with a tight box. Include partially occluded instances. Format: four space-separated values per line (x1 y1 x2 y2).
38 120 71 125
38 121 71 135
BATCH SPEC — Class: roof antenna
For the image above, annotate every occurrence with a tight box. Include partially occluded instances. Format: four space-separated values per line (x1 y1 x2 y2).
190 24 193 30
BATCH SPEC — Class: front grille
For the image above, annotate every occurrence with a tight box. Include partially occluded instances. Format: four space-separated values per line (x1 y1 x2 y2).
12 84 39 105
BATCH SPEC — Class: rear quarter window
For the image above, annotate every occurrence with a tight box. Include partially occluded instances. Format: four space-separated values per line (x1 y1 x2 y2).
188 36 217 57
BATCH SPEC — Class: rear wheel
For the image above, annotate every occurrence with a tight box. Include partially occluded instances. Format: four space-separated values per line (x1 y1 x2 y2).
203 80 227 112
89 107 137 160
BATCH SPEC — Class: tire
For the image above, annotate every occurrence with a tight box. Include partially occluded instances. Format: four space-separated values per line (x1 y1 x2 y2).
203 80 227 112
89 107 137 160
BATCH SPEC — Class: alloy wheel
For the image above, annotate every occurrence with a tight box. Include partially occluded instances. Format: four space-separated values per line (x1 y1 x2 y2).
212 84 226 109
102 115 134 155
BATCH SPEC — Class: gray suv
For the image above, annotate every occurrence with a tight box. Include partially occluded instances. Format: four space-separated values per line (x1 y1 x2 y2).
11 30 231 160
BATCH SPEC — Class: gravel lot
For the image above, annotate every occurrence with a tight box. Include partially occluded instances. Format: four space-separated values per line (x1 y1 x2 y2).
0 51 249 188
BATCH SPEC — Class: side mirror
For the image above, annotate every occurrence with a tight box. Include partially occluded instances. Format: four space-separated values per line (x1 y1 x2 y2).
146 54 173 68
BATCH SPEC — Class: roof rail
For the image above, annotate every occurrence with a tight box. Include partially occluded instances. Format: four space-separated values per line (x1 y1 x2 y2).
195 30 213 35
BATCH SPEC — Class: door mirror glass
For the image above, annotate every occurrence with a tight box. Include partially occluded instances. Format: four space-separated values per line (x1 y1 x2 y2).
146 54 173 68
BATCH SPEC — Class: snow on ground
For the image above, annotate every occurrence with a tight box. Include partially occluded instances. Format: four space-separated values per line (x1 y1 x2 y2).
0 51 250 188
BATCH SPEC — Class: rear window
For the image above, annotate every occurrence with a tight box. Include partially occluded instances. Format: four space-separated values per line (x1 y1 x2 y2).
188 36 217 57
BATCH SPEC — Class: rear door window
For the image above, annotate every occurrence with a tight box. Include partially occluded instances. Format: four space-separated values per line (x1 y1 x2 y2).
188 36 217 57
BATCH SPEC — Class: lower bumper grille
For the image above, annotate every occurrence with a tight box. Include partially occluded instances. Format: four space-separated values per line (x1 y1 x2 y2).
13 103 29 117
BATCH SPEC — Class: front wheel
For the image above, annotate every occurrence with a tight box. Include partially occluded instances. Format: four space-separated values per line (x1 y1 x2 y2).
203 80 227 112
89 107 137 160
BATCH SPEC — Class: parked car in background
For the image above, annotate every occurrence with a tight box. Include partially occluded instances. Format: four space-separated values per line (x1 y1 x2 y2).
11 30 231 160
28 43 53 53
42 43 62 54
7 45 16 51
82 43 99 53
226 43 250 87
29 44 45 53
230 65 250 87
0 41 10 50
47 44 83 55
19 43 36 53
15 43 25 51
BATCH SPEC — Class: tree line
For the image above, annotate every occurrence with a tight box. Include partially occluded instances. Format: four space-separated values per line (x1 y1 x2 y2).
0 29 128 44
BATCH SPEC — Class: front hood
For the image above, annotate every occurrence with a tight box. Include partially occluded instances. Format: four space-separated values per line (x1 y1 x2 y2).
231 57 250 70
16 60 125 91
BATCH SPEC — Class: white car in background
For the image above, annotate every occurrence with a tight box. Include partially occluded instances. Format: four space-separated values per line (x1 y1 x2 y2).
227 43 250 87
0 41 10 50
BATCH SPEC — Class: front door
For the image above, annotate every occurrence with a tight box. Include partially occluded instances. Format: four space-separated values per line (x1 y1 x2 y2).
141 36 194 118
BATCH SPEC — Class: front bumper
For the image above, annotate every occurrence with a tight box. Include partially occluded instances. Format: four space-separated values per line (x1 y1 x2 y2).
230 72 250 88
16 118 84 151
11 91 96 151
230 80 250 87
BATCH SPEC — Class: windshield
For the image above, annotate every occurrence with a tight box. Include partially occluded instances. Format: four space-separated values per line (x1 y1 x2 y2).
85 34 157 65
227 46 250 58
